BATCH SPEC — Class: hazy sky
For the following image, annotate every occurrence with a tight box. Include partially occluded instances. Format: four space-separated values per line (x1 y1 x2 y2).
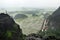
0 0 60 9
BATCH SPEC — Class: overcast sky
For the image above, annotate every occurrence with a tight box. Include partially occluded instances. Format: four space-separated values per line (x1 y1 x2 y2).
0 0 60 9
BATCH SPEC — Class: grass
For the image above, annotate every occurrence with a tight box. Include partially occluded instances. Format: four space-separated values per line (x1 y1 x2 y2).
14 15 44 35
12 9 54 35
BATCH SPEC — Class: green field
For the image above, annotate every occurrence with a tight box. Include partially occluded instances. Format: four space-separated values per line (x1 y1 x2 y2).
8 8 55 35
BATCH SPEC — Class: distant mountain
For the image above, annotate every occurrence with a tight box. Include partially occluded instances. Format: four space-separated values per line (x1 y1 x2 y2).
14 14 28 19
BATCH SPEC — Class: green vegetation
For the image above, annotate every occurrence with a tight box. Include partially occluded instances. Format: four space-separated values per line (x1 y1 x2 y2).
8 8 55 35
6 31 12 38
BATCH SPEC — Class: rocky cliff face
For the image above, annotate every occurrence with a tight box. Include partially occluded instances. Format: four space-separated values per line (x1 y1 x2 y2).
48 7 60 30
43 7 60 38
0 13 23 40
52 7 60 17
